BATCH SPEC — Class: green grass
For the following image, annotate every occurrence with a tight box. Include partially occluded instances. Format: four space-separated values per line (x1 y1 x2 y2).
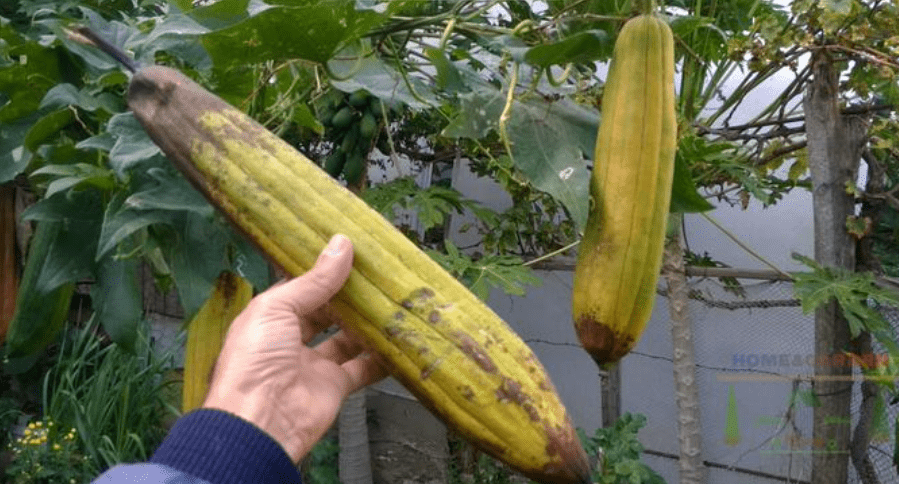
39 319 180 474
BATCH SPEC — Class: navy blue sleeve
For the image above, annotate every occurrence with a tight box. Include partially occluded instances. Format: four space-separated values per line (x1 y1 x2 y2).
149 409 302 484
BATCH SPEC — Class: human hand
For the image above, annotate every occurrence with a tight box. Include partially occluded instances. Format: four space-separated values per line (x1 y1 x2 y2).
203 234 387 463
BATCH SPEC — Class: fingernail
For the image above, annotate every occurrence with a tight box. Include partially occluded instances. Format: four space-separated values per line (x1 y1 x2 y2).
324 234 350 257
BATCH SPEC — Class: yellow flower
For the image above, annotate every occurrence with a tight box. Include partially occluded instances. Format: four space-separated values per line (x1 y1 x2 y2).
34 421 42 428
23 428 31 436
53 443 62 451
27 422 36 430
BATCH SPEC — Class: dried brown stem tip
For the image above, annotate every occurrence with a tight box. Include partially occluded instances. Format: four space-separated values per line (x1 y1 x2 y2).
67 26 140 73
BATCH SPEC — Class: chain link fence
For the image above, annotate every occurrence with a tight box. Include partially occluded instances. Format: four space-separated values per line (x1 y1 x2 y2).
623 276 898 483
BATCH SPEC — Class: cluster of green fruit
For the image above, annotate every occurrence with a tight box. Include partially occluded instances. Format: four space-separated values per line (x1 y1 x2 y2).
319 89 381 185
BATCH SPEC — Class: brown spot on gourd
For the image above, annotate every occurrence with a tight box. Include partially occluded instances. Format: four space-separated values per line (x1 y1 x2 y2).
522 403 540 422
217 271 239 301
539 379 557 393
575 313 634 365
455 332 497 374
428 310 441 324
393 311 405 321
540 422 592 484
420 358 442 379
495 378 540 422
384 326 402 338
459 386 475 401
412 287 435 301
401 299 414 310
496 378 525 405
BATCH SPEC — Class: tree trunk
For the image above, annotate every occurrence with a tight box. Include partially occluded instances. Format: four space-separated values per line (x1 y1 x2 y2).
849 150 886 484
338 390 373 484
663 220 704 484
804 50 866 484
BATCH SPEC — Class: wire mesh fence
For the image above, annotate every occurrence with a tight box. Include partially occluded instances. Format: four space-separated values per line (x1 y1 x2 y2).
627 276 898 483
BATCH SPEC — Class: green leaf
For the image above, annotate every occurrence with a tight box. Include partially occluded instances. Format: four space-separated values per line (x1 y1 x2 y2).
427 241 541 300
168 0 196 12
201 1 386 69
170 0 251 31
424 47 466 92
31 163 116 199
292 102 325 134
330 43 439 109
230 232 272 293
444 90 596 228
793 388 820 408
869 393 891 443
97 191 176 259
40 83 121 113
23 109 74 152
483 35 530 63
0 114 37 183
77 131 118 153
670 153 714 213
4 219 75 359
792 254 899 356
92 255 142 352
0 29 61 122
362 177 496 234
525 30 609 68
124 168 213 216
22 191 103 292
106 113 163 176
162 212 232 319
670 16 728 61
39 84 81 110
361 177 417 217
820 0 853 16
442 91 504 139
580 413 665 483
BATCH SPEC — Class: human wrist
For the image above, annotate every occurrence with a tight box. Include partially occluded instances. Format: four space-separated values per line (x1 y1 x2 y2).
151 409 302 484
203 386 306 463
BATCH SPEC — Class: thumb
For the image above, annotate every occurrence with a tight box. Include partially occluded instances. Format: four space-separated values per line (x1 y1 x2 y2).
270 234 354 315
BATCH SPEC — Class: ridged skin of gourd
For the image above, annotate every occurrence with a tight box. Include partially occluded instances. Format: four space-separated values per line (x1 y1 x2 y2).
572 14 677 366
125 65 591 484
182 271 253 413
